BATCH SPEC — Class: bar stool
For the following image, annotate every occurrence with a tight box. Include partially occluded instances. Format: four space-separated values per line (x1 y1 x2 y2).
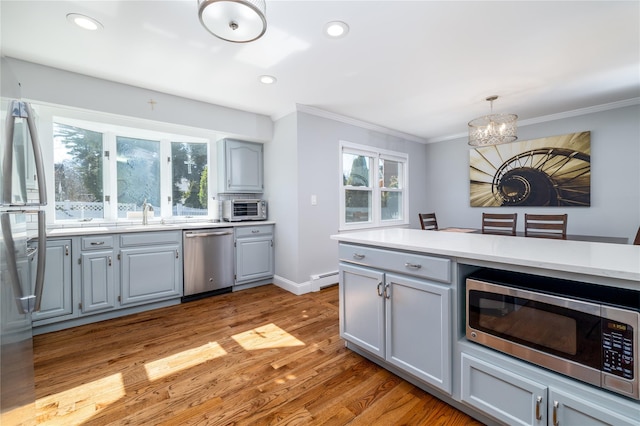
524 214 568 239
418 213 438 230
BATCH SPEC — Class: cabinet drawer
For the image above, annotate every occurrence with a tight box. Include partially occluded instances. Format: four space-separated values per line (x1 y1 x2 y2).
81 235 114 250
120 231 181 247
235 224 273 238
339 243 451 283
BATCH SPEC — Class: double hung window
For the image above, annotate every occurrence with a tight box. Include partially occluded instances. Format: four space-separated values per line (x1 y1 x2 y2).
340 141 408 230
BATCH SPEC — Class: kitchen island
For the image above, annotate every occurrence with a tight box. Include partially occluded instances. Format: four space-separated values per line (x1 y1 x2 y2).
330 228 639 426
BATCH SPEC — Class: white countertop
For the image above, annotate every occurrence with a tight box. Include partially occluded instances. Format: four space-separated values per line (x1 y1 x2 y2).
48 220 275 237
331 228 640 283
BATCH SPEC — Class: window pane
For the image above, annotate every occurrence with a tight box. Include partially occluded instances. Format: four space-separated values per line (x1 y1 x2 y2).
345 189 371 223
381 191 402 220
171 142 208 216
53 123 104 221
116 136 160 218
379 159 402 188
343 154 371 187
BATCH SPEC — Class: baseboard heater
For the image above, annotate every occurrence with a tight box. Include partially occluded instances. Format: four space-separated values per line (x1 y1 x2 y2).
310 271 339 290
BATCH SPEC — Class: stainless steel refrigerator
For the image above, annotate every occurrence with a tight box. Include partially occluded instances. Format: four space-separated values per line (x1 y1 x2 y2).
1 99 47 425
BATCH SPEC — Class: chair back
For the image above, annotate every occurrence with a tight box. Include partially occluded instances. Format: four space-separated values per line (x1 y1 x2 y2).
419 213 438 230
524 214 568 239
634 227 640 245
482 213 517 236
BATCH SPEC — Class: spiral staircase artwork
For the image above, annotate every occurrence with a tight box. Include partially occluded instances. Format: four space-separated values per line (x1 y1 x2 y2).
470 131 591 207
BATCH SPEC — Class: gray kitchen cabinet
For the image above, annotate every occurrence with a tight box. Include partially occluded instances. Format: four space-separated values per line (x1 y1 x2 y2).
80 236 116 314
32 239 73 323
119 234 181 306
339 245 452 394
217 139 264 193
461 353 638 426
235 225 274 284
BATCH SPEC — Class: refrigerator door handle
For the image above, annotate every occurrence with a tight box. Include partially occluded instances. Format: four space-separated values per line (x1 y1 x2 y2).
2 102 16 205
32 210 46 312
23 102 47 206
0 213 27 314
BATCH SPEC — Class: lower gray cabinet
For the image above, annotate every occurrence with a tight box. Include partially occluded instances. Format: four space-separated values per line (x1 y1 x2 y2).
32 239 73 322
235 225 274 284
120 245 181 306
339 262 452 394
461 353 639 426
80 249 116 314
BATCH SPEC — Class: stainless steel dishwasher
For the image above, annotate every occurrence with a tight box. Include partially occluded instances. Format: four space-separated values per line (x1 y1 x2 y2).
182 228 234 301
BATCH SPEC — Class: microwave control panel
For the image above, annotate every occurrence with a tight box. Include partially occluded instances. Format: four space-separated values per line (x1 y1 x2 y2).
602 320 634 380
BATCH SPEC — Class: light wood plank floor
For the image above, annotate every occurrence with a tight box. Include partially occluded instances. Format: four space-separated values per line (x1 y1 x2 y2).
34 284 483 425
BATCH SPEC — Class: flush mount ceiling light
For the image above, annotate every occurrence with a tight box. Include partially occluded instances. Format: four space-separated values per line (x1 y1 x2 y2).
258 75 277 84
198 0 267 43
66 13 103 31
468 96 518 147
324 21 349 38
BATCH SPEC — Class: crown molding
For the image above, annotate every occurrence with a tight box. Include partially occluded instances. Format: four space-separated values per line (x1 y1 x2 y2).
294 104 427 144
426 97 640 144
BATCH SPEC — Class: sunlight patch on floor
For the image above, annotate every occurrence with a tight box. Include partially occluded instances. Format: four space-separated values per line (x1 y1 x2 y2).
144 341 228 381
35 373 125 424
232 323 305 351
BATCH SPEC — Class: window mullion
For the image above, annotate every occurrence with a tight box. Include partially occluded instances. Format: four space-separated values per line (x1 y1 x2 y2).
104 132 116 221
160 139 171 219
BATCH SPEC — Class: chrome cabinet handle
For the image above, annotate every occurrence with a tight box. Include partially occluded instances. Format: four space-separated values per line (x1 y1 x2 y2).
108 256 112 267
535 396 542 421
175 250 179 259
404 262 422 269
376 282 383 297
91 241 105 246
252 230 260 233
353 253 365 260
65 245 70 256
552 401 559 426
383 283 391 299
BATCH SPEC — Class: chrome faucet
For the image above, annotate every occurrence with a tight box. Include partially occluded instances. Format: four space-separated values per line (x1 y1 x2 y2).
142 199 149 225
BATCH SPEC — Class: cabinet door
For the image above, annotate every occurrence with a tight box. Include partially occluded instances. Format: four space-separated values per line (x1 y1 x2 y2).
339 263 385 358
120 245 181 306
220 139 263 193
461 354 547 426
235 236 273 283
80 250 116 314
33 239 73 322
548 388 638 426
385 273 451 393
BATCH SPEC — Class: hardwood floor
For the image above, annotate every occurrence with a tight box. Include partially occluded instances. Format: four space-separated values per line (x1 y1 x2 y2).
33 284 483 425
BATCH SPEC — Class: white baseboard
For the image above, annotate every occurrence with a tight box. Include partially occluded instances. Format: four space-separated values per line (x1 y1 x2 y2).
273 275 312 295
310 271 339 292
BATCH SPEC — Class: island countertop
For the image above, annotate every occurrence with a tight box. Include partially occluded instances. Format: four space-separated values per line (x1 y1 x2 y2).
330 228 640 283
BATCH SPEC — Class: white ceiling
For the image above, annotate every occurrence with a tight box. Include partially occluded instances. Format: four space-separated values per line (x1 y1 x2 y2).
2 1 639 142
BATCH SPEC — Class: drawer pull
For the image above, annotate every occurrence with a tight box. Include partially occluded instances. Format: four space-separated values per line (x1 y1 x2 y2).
376 282 383 297
404 262 422 269
90 241 105 246
552 401 559 426
535 396 542 421
353 253 365 260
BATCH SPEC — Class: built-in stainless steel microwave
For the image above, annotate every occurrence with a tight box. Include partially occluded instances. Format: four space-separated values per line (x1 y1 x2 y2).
466 269 639 400
222 199 267 222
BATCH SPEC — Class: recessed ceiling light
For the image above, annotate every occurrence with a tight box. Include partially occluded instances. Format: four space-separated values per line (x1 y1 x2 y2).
66 13 103 31
324 21 349 38
259 75 277 85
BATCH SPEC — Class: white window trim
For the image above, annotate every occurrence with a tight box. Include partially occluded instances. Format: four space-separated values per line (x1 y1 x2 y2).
36 104 215 225
339 140 409 231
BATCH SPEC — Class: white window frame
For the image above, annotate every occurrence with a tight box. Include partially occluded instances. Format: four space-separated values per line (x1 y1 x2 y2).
37 104 214 224
339 141 409 231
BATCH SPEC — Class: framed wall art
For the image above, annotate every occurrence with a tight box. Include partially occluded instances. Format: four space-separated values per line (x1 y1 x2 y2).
469 131 591 207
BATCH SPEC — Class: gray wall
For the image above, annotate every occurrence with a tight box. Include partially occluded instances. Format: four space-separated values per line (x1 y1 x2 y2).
266 110 430 291
423 104 640 241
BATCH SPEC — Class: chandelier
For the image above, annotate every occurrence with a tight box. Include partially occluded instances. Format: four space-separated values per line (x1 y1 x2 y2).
468 96 518 147
198 0 267 43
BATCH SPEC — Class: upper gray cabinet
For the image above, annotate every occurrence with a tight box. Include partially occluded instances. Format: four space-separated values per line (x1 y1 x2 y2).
217 139 264 193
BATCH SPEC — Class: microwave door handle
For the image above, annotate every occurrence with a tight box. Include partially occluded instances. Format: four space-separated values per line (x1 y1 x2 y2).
32 211 46 312
2 102 16 205
24 102 47 205
0 213 27 314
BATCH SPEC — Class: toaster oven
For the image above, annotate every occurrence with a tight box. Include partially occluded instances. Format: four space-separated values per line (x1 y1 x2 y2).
222 199 267 221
